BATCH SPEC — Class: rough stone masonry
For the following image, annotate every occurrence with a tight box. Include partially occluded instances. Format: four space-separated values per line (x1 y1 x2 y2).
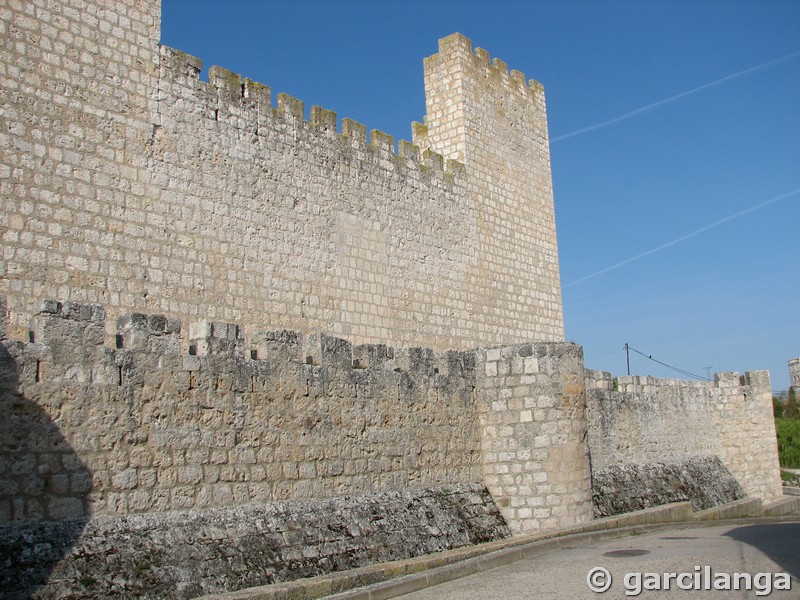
0 1 783 598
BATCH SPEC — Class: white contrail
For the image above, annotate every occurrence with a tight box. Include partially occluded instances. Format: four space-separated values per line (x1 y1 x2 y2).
552 50 800 143
565 187 800 287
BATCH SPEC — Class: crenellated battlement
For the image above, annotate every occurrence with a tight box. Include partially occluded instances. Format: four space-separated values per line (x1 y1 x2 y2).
585 369 770 394
158 45 464 180
430 33 546 104
416 32 562 345
7 298 473 385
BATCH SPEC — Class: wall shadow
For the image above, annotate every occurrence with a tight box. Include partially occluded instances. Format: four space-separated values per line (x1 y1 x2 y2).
724 522 800 581
0 342 92 600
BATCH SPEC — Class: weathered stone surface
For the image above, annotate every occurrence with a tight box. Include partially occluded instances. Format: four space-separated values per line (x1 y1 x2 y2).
591 456 747 518
586 370 783 503
1 300 483 521
0 483 509 600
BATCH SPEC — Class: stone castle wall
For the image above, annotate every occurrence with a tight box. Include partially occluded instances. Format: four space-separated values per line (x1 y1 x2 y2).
3 294 781 532
585 370 783 504
0 296 593 533
0 296 784 596
0 0 786 595
1 1 563 352
1 298 485 522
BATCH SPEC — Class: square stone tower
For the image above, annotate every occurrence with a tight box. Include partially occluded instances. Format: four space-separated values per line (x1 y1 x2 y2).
414 33 564 343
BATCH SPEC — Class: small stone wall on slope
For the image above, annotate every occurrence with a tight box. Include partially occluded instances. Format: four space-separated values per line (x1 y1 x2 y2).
0 483 509 600
592 456 746 518
585 370 782 504
789 358 800 391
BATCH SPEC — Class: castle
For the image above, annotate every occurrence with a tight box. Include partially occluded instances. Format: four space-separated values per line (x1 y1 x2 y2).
1 5 561 351
0 1 783 598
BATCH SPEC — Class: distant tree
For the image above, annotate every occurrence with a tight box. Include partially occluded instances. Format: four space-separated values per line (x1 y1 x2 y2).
776 417 800 468
785 387 799 419
774 396 785 418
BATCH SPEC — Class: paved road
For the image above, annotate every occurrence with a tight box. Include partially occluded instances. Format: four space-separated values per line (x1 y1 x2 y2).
399 521 800 599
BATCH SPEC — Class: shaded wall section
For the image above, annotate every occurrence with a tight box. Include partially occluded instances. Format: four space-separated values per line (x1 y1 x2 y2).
0 296 91 599
0 483 508 600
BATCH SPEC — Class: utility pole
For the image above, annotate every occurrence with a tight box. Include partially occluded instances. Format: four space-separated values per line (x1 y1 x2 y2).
704 366 713 381
625 343 630 376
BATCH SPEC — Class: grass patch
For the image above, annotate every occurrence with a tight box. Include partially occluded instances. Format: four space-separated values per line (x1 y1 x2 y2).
775 418 800 468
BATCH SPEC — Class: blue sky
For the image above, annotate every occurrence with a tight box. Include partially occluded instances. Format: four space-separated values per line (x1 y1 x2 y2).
161 0 799 391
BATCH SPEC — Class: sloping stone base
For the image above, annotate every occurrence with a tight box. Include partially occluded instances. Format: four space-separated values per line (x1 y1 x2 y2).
0 483 509 600
592 456 746 518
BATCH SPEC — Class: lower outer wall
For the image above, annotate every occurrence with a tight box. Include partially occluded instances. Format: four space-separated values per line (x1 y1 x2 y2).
0 483 509 600
0 298 595 536
585 370 783 504
0 297 784 596
0 298 587 597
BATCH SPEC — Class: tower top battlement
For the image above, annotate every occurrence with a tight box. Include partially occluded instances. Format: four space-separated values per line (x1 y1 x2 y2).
432 33 546 99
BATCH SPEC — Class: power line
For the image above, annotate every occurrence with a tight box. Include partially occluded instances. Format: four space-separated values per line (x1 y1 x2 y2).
552 49 800 143
624 343 711 381
566 186 800 287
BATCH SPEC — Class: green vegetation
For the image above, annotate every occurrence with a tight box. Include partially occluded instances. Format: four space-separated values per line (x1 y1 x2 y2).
774 396 785 418
775 414 800 468
785 387 799 419
781 470 797 482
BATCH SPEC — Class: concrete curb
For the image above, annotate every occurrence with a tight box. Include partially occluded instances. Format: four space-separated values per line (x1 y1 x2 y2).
692 497 763 520
763 495 800 516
